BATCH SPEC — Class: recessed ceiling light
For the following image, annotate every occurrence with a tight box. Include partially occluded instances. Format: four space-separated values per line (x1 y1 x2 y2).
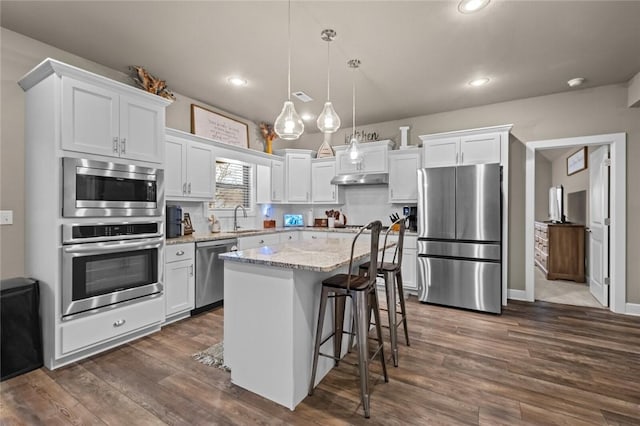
567 77 585 88
458 0 490 13
301 113 315 122
227 76 248 87
469 77 490 87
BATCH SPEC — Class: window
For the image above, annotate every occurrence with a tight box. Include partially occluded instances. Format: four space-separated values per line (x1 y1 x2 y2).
213 159 252 209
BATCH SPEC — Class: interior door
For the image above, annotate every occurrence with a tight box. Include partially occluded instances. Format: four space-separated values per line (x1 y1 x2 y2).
588 145 609 306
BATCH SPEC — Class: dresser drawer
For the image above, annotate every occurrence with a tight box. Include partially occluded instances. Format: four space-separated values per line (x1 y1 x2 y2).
166 243 194 263
60 296 163 355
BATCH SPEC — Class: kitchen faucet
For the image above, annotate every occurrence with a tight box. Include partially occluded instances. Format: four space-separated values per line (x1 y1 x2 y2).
233 204 247 231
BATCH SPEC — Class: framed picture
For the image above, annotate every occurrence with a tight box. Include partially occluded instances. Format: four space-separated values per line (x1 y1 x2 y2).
567 146 588 176
191 104 249 149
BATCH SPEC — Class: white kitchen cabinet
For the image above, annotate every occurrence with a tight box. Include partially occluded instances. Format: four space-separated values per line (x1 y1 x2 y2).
334 140 393 174
271 160 285 202
311 159 343 204
388 150 422 203
165 132 215 200
279 232 300 242
256 164 271 204
421 131 501 168
377 234 418 293
286 153 312 202
237 233 280 250
301 231 327 241
164 243 195 322
61 76 166 163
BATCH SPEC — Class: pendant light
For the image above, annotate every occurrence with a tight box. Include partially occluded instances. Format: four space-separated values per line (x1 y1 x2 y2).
316 29 340 133
274 0 304 140
346 59 362 164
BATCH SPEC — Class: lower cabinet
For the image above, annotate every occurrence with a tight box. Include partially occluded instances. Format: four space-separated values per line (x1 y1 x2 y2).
301 231 328 241
379 234 417 293
237 233 280 250
164 243 195 321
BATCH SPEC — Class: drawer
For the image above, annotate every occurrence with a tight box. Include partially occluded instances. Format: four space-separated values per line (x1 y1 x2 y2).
238 233 280 249
60 296 163 355
166 243 194 263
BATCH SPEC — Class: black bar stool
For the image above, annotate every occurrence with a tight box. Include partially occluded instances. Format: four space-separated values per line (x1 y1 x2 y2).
359 217 410 367
308 221 388 418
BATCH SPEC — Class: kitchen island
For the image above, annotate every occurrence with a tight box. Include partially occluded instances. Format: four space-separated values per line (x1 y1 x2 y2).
220 237 387 410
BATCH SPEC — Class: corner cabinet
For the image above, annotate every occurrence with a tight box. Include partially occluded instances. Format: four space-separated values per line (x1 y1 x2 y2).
311 158 343 204
165 130 215 200
164 243 195 323
60 74 168 164
388 150 421 203
334 140 393 174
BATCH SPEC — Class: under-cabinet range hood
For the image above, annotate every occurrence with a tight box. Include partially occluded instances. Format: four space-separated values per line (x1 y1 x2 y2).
330 173 388 185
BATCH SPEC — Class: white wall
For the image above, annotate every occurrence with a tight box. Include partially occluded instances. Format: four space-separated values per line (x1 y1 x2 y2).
535 153 552 221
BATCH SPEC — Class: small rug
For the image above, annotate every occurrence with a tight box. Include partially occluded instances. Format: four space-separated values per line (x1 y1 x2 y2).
192 342 230 371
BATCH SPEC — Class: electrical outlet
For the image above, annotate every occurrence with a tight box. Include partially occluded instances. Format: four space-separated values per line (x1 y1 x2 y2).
0 210 13 225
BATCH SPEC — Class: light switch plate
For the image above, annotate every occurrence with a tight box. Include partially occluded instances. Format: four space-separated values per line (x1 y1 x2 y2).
0 210 13 225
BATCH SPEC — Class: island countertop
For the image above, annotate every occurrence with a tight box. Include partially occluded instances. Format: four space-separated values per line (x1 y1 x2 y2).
219 237 392 273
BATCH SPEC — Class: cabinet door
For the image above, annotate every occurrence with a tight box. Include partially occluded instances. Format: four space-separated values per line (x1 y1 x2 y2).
271 160 285 202
460 133 501 165
286 154 311 202
256 164 272 204
423 137 459 167
361 147 387 173
119 95 164 163
61 76 119 158
312 161 337 203
401 249 418 292
335 150 359 174
389 152 420 202
165 137 186 199
186 142 215 199
165 258 195 316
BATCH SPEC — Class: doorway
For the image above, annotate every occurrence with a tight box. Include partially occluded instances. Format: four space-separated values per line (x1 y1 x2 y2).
524 133 627 314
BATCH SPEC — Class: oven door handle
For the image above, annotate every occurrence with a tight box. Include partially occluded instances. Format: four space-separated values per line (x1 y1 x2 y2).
76 167 156 182
63 237 163 255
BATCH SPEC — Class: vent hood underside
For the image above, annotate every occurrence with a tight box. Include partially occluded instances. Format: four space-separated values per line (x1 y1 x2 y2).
330 173 389 185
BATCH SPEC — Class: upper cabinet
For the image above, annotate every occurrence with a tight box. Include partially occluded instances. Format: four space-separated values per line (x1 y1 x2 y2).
27 61 170 164
334 140 393 174
311 158 343 204
388 150 422 203
285 152 312 203
165 132 215 200
420 129 506 168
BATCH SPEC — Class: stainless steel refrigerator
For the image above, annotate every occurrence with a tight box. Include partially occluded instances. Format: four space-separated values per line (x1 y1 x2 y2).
416 164 502 314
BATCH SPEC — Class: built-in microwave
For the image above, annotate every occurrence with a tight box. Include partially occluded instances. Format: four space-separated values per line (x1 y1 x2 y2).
62 157 163 217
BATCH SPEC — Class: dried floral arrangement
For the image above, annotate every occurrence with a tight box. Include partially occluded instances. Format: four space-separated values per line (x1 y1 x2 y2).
128 65 175 100
260 122 277 153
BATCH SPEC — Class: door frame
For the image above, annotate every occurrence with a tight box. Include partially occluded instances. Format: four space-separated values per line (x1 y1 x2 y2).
524 133 626 313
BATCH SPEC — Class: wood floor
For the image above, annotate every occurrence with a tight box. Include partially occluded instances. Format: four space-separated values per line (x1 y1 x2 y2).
2 297 640 425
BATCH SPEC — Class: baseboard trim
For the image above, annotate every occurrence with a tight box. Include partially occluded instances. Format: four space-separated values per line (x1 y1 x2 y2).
507 289 528 301
625 303 640 316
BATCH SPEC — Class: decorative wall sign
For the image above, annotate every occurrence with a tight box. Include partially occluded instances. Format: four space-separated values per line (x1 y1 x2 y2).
567 146 588 176
343 129 380 144
191 104 249 148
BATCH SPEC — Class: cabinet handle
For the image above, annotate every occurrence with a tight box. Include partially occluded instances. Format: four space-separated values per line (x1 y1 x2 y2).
183 183 187 194
176 250 184 256
461 152 464 163
113 137 119 153
120 138 126 154
332 191 335 199
289 235 293 240
306 191 309 201
390 189 394 198
259 239 264 244
312 236 317 239
188 182 192 194
272 191 275 199
190 265 194 276
456 152 459 164
113 319 126 327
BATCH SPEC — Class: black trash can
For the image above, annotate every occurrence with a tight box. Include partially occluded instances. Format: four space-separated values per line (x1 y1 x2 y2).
1 277 43 381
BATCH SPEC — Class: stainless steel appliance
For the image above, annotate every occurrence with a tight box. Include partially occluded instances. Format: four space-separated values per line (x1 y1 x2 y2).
416 164 502 314
193 238 237 314
166 205 182 238
61 220 164 318
63 157 163 217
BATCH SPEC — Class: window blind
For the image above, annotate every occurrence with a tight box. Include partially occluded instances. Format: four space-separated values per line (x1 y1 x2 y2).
214 160 251 209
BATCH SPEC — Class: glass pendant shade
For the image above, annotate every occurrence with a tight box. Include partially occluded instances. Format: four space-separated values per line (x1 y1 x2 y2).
274 100 304 140
346 136 362 164
317 102 341 133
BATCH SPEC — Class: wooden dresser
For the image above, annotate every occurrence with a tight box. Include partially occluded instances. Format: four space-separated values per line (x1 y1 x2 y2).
534 221 585 282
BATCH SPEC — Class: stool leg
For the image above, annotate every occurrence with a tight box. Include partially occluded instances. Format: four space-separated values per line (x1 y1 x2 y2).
309 286 329 396
396 270 410 346
353 290 371 418
334 293 346 366
370 289 388 383
384 270 399 367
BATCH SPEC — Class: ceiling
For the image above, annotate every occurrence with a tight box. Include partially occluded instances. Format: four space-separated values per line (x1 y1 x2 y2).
2 1 639 134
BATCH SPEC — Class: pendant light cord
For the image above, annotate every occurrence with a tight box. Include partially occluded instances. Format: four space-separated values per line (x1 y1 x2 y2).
326 41 331 101
352 67 356 135
287 0 291 101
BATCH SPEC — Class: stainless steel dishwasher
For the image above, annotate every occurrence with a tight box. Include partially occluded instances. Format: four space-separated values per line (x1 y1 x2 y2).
192 238 237 314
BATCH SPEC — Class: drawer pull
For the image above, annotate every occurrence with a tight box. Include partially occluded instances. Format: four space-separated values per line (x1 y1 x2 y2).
259 240 265 244
113 319 126 327
176 250 185 256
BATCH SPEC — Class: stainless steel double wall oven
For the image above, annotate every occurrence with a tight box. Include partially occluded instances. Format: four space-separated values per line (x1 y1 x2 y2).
61 157 164 319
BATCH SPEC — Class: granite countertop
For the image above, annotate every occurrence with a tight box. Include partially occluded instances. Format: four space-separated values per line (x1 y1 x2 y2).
166 227 416 245
219 238 394 272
